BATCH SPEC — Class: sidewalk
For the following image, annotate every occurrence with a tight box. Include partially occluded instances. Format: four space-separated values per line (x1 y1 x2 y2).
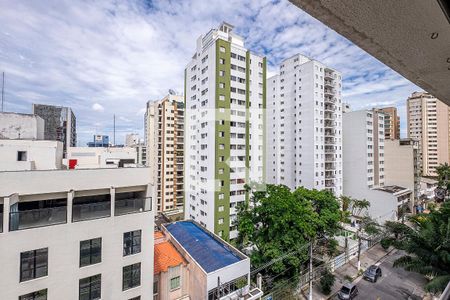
300 244 393 299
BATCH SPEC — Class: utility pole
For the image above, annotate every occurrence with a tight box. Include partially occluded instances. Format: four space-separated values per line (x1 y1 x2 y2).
308 239 313 300
357 229 362 271
1 72 4 112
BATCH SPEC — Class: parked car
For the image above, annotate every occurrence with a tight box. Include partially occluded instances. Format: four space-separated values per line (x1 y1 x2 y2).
363 265 382 282
338 283 358 299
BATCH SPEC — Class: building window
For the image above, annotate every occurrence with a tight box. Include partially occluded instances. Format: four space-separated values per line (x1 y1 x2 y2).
17 151 27 161
79 274 101 300
170 276 181 290
123 263 141 291
153 281 158 298
20 248 48 282
19 289 47 300
80 238 102 267
123 230 141 256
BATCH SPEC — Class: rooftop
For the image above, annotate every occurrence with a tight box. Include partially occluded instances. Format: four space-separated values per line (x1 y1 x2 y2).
154 241 186 274
374 185 408 194
165 221 244 273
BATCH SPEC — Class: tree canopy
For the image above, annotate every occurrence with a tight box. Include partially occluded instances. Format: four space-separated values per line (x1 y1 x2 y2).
235 184 340 275
382 201 450 293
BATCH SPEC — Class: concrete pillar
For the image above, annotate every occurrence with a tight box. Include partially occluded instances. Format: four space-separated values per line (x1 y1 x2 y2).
110 187 115 217
67 190 74 224
3 197 10 233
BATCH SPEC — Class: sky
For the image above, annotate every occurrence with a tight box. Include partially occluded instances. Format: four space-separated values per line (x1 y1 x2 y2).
0 0 421 146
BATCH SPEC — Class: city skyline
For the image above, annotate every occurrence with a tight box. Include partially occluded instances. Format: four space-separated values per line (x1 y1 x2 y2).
0 0 420 146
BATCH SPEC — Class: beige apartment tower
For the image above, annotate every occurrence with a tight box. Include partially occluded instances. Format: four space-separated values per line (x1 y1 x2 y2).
376 107 400 140
145 94 184 213
407 91 450 176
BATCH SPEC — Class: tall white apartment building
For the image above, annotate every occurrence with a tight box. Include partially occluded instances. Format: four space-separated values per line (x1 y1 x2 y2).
0 142 154 300
145 94 184 213
266 54 343 195
343 109 412 222
344 110 385 191
407 91 450 176
184 22 266 240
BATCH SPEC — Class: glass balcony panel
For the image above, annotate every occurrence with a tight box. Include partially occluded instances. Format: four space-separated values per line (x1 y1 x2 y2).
9 206 67 231
115 197 151 216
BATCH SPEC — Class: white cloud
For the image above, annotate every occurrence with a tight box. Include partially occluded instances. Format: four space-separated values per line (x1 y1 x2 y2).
92 103 105 112
0 0 419 145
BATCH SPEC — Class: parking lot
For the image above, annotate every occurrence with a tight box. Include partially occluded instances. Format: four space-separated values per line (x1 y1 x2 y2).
334 250 427 300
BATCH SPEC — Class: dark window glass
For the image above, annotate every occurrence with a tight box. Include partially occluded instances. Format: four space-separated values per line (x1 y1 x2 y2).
129 297 140 300
123 230 141 256
79 274 101 300
19 289 47 300
20 248 48 282
80 238 102 267
123 263 141 291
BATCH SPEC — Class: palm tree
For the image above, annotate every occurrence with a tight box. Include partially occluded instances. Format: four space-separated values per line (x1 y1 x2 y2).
383 201 450 293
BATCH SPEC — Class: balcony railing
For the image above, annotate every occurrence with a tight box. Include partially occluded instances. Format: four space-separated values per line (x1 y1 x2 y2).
72 201 111 222
9 206 67 231
115 197 151 216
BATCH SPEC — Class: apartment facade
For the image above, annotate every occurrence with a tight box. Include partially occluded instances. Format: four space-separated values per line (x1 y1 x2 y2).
384 138 420 208
184 22 266 240
0 167 154 300
32 104 77 153
376 107 400 140
407 91 450 176
267 54 343 195
145 94 184 213
343 109 412 222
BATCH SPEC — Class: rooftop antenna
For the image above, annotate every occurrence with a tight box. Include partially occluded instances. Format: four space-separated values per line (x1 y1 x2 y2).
1 72 4 112
113 114 116 146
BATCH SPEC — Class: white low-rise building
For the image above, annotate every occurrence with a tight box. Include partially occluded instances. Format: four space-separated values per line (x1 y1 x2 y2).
66 147 139 169
0 139 63 171
0 167 154 300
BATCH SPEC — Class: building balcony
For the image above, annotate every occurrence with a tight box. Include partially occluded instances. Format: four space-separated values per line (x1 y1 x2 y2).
324 89 335 96
324 80 334 87
9 206 67 231
325 137 335 144
72 201 111 222
324 113 335 120
115 197 151 216
325 147 335 153
324 71 334 79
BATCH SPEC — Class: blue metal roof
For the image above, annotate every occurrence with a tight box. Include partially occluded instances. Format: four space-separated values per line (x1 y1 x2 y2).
165 221 243 273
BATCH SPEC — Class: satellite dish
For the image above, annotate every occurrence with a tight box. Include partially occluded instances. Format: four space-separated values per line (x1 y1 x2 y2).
169 89 176 95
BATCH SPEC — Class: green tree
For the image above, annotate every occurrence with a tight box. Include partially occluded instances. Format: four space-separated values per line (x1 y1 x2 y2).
236 184 340 276
319 269 335 295
339 196 352 223
382 202 450 293
436 163 450 201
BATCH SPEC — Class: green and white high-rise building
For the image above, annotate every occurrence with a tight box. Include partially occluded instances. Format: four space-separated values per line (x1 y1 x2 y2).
184 22 266 240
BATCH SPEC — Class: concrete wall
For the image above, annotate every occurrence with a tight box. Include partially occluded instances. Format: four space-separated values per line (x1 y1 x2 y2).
0 167 154 300
0 140 63 171
0 112 45 140
384 140 418 204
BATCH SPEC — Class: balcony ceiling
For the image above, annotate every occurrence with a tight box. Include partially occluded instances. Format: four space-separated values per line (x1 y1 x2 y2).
289 0 450 105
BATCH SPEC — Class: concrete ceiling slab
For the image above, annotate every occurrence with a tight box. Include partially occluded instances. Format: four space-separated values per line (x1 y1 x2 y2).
289 0 450 105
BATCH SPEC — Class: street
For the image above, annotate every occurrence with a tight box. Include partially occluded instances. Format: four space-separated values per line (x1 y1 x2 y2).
334 250 427 300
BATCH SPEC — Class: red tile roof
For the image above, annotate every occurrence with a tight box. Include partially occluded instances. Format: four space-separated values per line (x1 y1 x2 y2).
154 231 164 239
154 241 186 274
